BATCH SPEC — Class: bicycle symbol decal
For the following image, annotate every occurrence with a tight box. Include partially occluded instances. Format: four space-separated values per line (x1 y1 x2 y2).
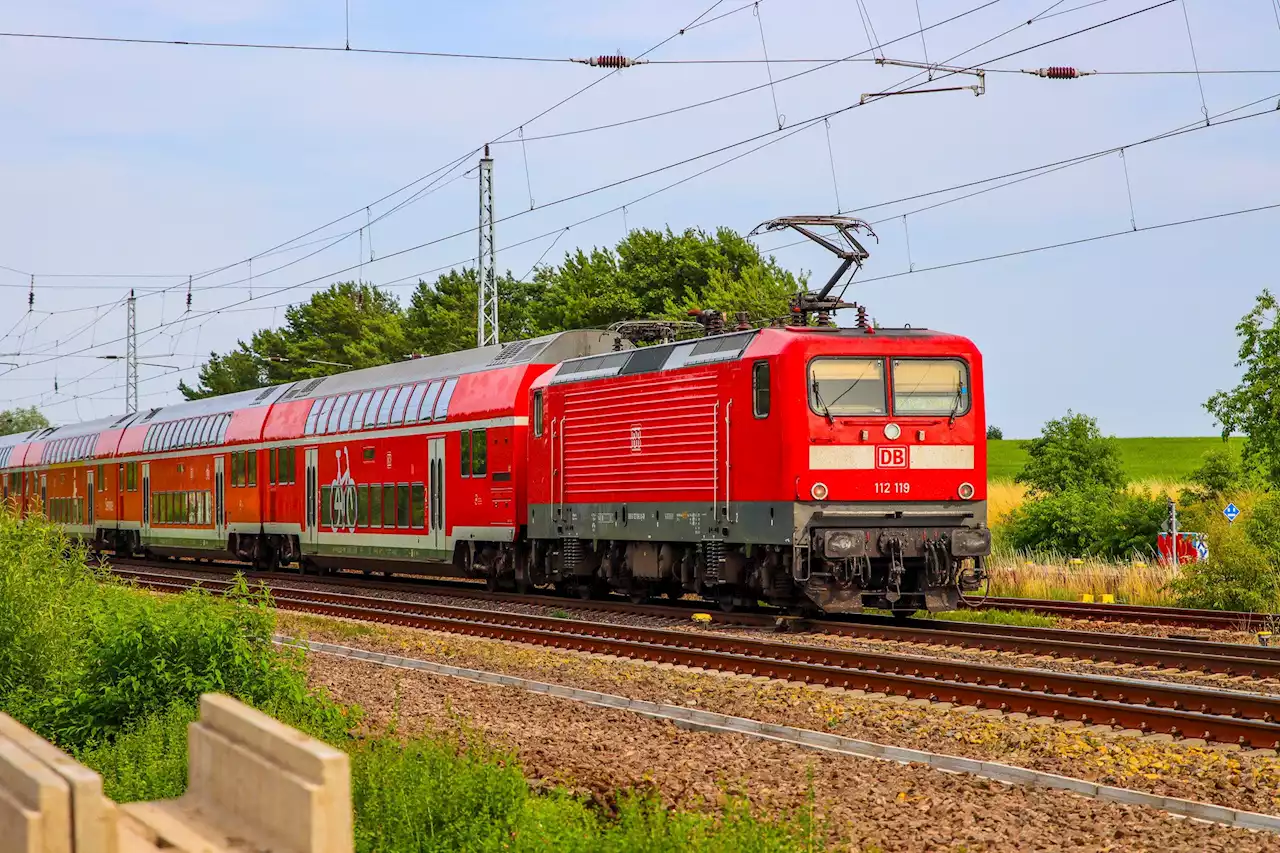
330 447 358 533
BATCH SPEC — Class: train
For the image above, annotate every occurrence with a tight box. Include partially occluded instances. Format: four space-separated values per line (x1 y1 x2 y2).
0 217 991 616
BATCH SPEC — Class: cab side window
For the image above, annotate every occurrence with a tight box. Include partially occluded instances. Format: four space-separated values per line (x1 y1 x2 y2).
752 360 770 418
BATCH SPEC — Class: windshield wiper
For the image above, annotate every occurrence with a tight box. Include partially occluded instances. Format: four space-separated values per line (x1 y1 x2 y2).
811 379 834 426
948 381 965 426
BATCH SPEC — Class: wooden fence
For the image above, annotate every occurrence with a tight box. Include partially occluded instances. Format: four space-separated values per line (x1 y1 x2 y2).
0 694 352 853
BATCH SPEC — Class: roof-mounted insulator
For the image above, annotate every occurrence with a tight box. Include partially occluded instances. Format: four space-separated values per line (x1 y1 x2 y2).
27 275 34 310
571 55 648 68
1025 67 1093 79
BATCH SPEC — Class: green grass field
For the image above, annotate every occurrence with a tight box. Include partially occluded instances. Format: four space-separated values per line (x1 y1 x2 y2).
988 436 1245 482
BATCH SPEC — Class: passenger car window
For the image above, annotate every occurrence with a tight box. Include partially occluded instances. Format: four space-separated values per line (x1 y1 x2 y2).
808 358 886 417
403 383 428 424
533 391 544 437
752 361 770 418
417 381 442 422
471 429 487 476
311 398 334 436
369 485 382 528
391 385 413 424
433 378 457 421
376 387 400 426
337 394 358 432
382 484 396 527
364 389 387 428
396 484 410 528
891 358 970 416
357 484 369 527
351 390 375 430
459 431 471 477
324 396 347 434
411 484 425 528
305 400 322 435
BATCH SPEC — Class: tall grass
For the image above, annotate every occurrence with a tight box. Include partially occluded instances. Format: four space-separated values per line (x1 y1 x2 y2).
984 548 1179 604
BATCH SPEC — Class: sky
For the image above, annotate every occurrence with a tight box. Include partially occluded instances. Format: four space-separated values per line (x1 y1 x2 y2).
0 0 1277 438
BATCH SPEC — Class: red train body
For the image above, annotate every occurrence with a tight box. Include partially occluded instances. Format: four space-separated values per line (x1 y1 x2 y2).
0 324 990 614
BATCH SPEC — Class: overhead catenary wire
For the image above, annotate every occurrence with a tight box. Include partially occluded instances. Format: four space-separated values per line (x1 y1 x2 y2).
851 201 1280 287
15 0 1177 381
6 0 1005 288
8 0 1201 411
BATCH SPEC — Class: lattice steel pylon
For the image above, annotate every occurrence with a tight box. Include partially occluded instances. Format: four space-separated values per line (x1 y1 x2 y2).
477 145 498 347
126 288 138 414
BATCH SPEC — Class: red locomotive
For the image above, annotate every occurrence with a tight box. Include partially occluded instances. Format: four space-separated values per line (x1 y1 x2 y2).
0 216 991 615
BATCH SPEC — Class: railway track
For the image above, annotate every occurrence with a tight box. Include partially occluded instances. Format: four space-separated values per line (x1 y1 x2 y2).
107 557 1280 679
112 564 1280 748
967 596 1277 631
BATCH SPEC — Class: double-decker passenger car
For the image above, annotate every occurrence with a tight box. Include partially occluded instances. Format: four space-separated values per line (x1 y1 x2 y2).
0 321 990 615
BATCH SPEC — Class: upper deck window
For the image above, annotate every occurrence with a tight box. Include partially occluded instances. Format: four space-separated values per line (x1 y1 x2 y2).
808 358 886 417
891 358 970 416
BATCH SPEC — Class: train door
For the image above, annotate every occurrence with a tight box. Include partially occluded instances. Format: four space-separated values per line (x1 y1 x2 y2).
427 436 446 552
304 447 318 546
86 469 95 529
141 463 150 532
214 456 226 543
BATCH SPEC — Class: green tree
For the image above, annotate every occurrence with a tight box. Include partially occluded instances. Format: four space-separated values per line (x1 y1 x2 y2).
0 407 50 436
179 283 407 400
1015 411 1126 495
405 269 545 357
178 347 267 401
1207 289 1280 482
1178 447 1242 506
185 226 807 399
986 425 1003 440
530 226 802 331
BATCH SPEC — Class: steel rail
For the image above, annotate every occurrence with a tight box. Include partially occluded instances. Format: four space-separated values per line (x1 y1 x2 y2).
967 596 1273 630
105 558 1280 676
114 567 1280 748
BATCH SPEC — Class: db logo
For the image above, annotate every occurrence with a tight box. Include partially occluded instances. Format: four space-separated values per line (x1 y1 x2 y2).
630 425 642 453
876 446 907 469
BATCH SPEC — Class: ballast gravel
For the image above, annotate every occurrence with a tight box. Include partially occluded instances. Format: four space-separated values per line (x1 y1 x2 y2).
305 649 1280 852
281 613 1280 821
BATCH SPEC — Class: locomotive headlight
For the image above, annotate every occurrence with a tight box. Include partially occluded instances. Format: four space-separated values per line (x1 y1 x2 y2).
811 482 829 501
883 423 901 440
958 482 975 500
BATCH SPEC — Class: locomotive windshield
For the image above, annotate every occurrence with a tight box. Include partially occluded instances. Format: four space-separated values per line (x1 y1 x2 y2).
891 358 969 415
808 358 886 416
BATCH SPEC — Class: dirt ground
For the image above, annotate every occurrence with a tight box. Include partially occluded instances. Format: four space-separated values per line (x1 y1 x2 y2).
280 612 1280 818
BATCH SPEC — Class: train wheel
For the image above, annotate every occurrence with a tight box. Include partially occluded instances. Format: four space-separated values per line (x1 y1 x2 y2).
717 592 737 613
891 609 914 622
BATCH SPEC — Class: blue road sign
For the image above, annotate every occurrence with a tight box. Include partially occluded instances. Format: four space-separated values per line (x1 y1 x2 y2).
1223 503 1240 523
1196 539 1209 562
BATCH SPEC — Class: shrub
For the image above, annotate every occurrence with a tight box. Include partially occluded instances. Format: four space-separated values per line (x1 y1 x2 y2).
986 425 1004 440
1001 486 1164 560
1167 514 1280 612
77 703 195 802
1016 411 1125 495
0 511 350 750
